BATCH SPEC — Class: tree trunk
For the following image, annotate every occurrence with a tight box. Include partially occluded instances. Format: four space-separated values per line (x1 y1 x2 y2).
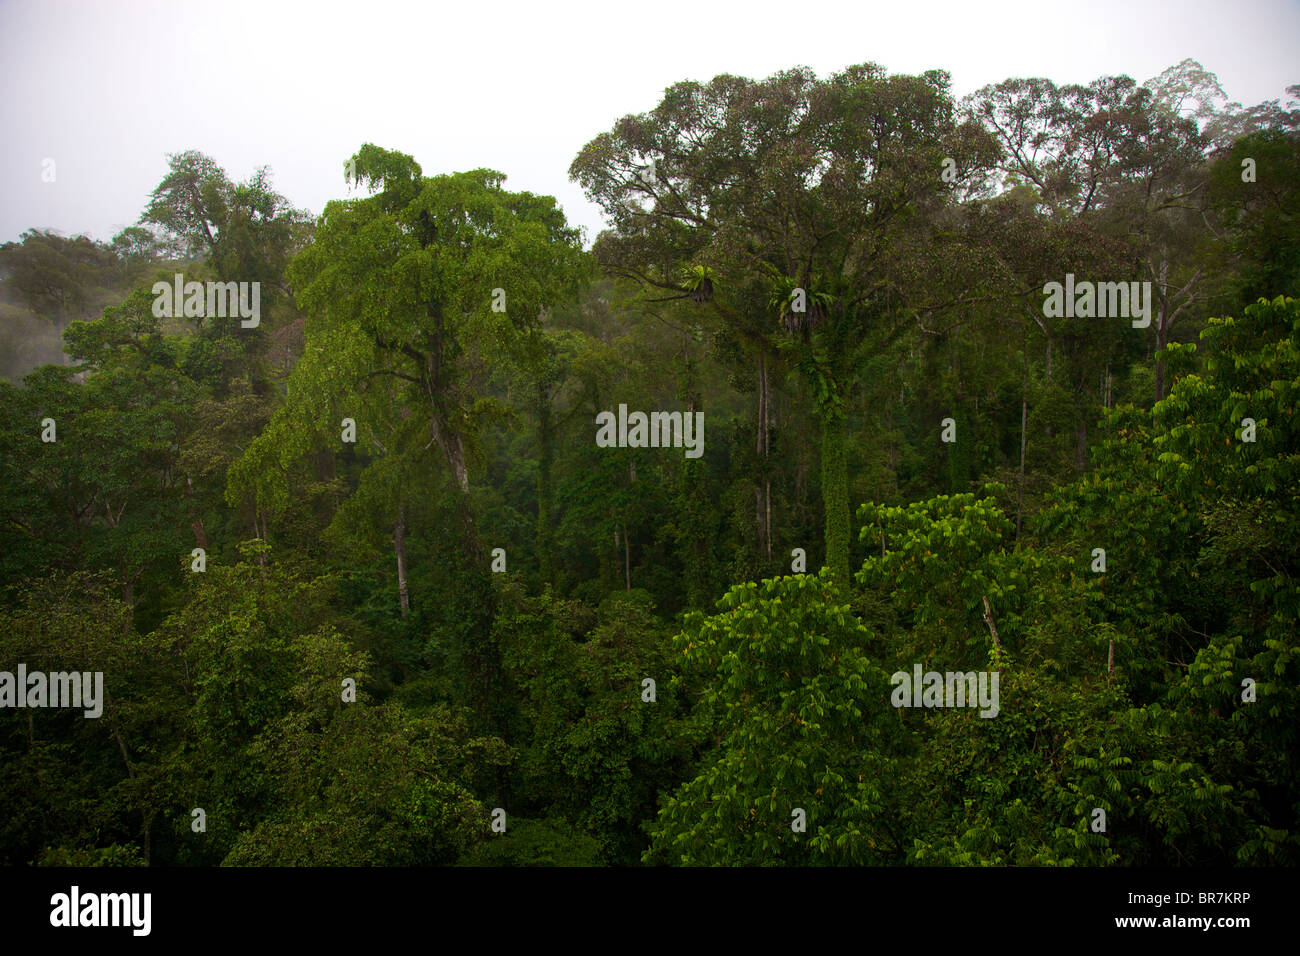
419 323 471 495
256 505 268 570
610 525 620 590
1074 411 1088 473
185 476 207 550
317 446 336 481
122 576 135 635
1154 256 1169 403
1154 326 1169 402
431 422 470 493
765 479 772 562
451 436 469 492
105 687 134 780
537 384 555 588
427 409 483 562
623 522 631 591
414 341 490 730
1016 393 1027 542
1030 307 1054 440
1153 285 1171 404
821 413 850 582
981 595 1002 650
394 500 409 618
755 351 771 563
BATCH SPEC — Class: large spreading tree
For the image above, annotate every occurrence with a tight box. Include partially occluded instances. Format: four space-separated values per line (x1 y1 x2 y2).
572 64 999 580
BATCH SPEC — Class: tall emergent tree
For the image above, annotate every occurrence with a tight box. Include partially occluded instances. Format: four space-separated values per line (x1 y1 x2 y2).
572 64 998 580
232 144 588 727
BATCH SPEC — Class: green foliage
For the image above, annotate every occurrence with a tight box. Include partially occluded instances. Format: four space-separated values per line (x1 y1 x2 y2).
646 570 907 865
458 817 605 867
3 61 1297 869
225 702 508 866
498 584 693 864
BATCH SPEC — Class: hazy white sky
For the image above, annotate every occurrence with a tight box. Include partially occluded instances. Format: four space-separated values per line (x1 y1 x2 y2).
2 0 1297 247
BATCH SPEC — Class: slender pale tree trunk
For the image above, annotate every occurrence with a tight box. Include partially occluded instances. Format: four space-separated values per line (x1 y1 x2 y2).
1154 257 1170 402
982 596 1002 650
394 500 409 618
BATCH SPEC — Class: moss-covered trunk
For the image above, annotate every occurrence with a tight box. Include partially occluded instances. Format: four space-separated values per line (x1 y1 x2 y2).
821 411 850 582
